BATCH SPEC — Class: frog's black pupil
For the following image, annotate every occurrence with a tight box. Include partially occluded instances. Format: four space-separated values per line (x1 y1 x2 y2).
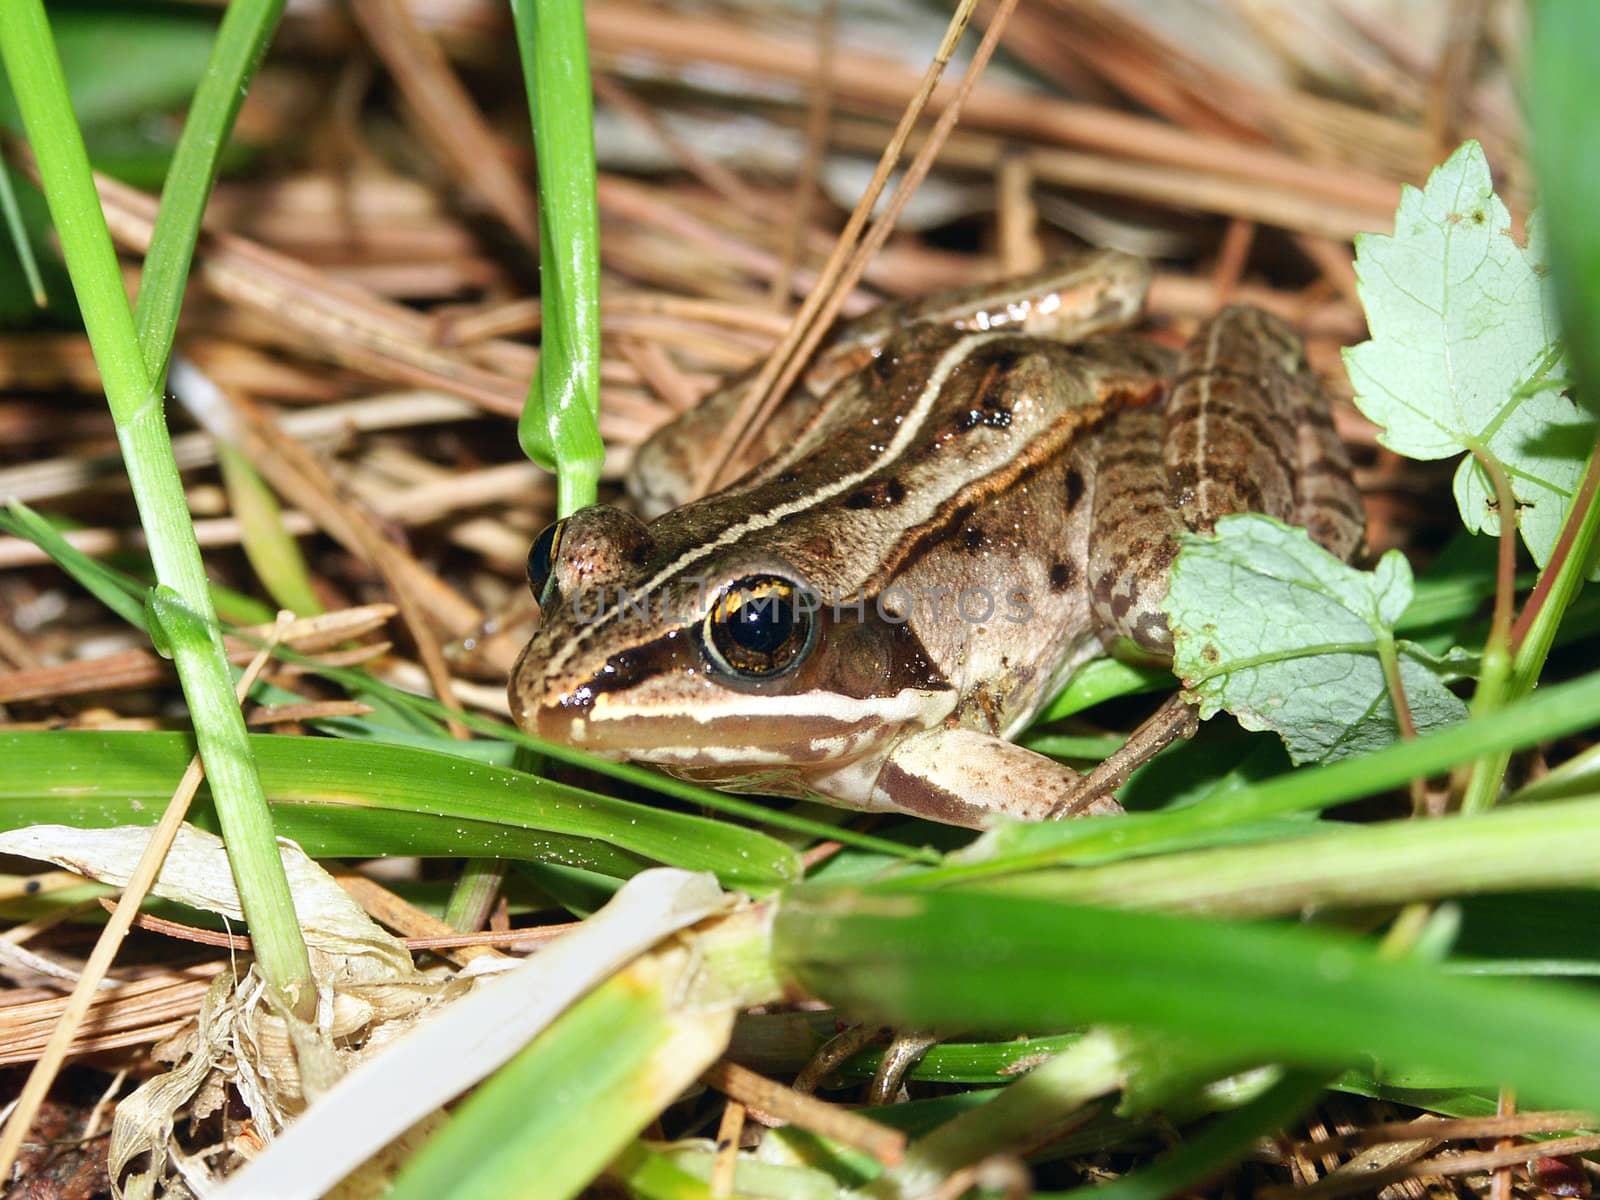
728 594 794 655
527 520 563 602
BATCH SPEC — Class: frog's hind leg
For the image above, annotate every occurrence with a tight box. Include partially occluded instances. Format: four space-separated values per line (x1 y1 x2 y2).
1086 305 1322 657
1071 306 1360 814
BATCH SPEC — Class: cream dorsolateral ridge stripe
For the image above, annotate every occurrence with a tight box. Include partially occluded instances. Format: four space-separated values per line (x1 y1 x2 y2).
546 331 1006 678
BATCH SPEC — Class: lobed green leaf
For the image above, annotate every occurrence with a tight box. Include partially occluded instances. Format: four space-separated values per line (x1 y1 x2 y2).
1343 140 1597 572
1164 514 1468 763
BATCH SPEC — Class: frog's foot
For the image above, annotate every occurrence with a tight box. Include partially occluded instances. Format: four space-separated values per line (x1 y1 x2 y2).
791 1024 938 1105
866 1031 940 1105
863 727 1124 828
793 1023 892 1095
1046 693 1197 819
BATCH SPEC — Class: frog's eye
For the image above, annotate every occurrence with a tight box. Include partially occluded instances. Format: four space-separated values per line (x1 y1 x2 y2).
702 575 816 680
526 519 566 606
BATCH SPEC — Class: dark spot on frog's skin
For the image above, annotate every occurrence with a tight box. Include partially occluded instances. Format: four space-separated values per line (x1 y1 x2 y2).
957 406 1014 433
584 632 684 698
24 879 41 895
964 526 985 551
845 478 908 509
1064 467 1085 511
1049 562 1076 591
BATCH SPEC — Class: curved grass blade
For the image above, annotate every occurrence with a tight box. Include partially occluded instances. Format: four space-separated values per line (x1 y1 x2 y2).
0 731 800 890
969 794 1600 917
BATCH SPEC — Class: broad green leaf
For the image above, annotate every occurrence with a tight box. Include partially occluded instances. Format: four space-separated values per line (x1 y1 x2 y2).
1342 139 1596 571
1164 515 1468 763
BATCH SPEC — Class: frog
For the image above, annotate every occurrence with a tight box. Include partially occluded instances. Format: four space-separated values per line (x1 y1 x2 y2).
508 250 1364 828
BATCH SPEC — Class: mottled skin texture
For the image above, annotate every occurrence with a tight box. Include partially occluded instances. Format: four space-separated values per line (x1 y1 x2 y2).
510 253 1364 828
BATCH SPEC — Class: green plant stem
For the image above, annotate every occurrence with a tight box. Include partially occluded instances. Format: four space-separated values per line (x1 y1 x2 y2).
0 0 311 1014
1511 442 1600 682
1373 630 1418 740
1532 0 1600 423
444 859 509 932
1457 448 1521 813
1458 443 1600 815
512 0 603 517
133 0 284 385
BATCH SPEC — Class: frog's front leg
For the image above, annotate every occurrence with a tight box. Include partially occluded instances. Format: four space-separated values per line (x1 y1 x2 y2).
830 726 1123 828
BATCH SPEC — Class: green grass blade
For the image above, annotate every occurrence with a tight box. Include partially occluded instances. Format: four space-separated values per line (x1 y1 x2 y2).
867 1029 1127 1199
216 443 323 616
970 794 1600 916
132 0 283 385
896 667 1600 888
1532 0 1600 421
388 956 732 1200
1 501 148 627
774 888 1600 1113
0 3 147 415
0 0 309 1010
0 730 800 889
511 0 603 516
0 156 44 305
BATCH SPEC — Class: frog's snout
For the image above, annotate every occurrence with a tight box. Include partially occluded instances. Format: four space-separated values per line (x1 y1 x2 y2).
508 637 597 748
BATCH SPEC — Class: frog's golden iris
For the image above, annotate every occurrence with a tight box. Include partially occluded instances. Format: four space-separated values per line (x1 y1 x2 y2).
701 575 816 680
